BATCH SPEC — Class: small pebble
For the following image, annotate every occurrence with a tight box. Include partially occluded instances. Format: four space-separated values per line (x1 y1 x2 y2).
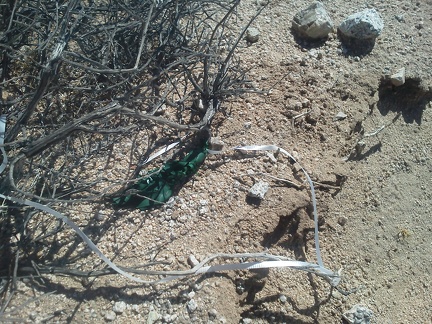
187 254 199 267
187 299 198 312
248 181 269 200
246 27 260 43
104 310 116 322
334 111 347 121
395 14 405 22
147 310 160 324
390 67 405 87
208 308 218 319
338 216 348 226
95 211 106 221
209 137 225 152
113 301 127 314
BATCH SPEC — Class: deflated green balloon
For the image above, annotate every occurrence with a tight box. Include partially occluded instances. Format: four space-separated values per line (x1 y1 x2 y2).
113 143 208 210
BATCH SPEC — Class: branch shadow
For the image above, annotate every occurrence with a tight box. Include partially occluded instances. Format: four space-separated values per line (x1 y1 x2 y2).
262 208 307 261
239 275 334 324
234 207 333 322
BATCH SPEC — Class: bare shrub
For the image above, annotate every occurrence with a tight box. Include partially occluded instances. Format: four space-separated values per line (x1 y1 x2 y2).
0 0 264 315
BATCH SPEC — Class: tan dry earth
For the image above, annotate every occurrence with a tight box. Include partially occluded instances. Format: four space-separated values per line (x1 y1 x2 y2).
5 0 432 323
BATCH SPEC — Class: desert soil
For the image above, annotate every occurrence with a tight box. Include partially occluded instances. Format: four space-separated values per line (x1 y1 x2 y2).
5 0 432 323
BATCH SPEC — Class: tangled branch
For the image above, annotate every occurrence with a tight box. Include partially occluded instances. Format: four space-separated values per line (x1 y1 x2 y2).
0 0 268 312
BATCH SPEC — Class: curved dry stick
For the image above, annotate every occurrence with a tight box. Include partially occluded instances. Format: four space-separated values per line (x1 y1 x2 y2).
22 102 122 157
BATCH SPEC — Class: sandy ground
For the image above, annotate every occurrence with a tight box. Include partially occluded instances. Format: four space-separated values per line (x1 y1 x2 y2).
3 0 432 323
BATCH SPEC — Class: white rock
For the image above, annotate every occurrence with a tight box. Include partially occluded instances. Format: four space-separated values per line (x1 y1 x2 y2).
248 181 269 200
339 9 383 40
292 2 334 39
390 67 406 87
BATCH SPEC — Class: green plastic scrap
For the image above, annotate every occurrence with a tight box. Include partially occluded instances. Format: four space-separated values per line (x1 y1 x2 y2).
113 143 208 210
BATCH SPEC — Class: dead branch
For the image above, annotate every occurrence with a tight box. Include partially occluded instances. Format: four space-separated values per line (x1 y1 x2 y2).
0 0 264 300
22 102 122 157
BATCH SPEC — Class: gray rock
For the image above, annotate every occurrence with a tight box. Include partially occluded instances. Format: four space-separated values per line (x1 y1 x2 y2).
246 27 260 43
104 310 116 322
279 294 287 303
339 9 383 40
342 304 374 324
390 67 406 87
292 2 334 39
113 301 127 314
248 181 269 200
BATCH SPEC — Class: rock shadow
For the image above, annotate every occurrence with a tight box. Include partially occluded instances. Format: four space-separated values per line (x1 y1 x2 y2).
291 28 329 50
337 32 377 56
377 77 432 125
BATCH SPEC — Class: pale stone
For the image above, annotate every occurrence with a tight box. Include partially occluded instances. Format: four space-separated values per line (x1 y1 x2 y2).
390 67 406 87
